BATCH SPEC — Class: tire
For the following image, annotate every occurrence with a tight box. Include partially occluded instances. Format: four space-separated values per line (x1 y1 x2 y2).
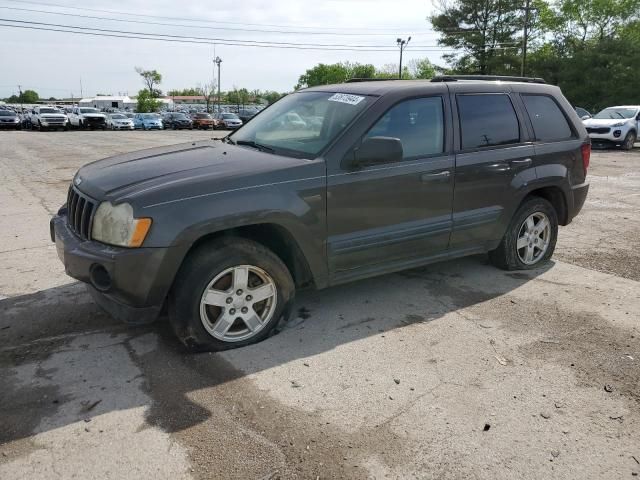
489 196 558 270
38 121 46 132
169 237 295 352
622 131 636 151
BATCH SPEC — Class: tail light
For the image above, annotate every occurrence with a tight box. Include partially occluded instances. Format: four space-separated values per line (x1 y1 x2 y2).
581 143 591 174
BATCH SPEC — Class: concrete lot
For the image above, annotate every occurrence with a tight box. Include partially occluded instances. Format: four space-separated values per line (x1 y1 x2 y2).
1 130 639 479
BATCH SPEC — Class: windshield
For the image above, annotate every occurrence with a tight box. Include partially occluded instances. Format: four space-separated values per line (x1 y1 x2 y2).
195 113 211 118
80 108 99 114
174 114 189 119
40 108 58 113
110 114 126 119
0 110 14 116
142 113 159 118
222 113 239 119
230 91 374 158
593 108 637 120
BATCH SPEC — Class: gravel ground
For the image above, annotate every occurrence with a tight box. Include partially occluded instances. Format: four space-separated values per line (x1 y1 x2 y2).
0 131 639 480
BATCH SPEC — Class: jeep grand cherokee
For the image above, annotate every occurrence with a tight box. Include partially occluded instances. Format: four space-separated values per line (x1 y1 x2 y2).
50 76 590 351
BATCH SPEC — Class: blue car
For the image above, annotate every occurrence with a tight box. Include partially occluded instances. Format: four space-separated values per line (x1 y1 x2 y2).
133 113 163 130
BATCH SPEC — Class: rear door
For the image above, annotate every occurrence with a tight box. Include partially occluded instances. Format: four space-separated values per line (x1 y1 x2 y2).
326 93 455 279
449 84 536 251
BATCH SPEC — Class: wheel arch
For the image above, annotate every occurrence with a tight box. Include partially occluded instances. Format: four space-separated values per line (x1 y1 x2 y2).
179 222 318 291
522 185 568 226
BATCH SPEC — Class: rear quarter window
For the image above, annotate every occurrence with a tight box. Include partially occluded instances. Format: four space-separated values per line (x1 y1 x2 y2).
522 94 574 142
457 94 520 150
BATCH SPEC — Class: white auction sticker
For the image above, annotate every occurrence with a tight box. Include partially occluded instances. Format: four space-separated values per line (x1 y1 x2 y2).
328 93 365 105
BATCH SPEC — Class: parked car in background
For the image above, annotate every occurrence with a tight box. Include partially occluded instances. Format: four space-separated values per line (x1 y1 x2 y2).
0 109 22 129
583 105 639 150
51 76 590 352
162 112 193 130
68 107 107 130
106 113 135 130
192 113 217 130
215 112 243 129
575 107 591 120
133 113 163 130
31 106 69 131
238 108 259 123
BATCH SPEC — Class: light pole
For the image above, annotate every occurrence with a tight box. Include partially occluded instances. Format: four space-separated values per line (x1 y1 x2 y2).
397 36 411 79
215 56 222 114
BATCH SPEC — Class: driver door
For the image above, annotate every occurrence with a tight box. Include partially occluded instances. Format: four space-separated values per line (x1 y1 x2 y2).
327 96 454 280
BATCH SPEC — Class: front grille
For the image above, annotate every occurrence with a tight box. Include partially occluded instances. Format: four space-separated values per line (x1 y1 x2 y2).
66 186 96 240
44 118 66 124
86 117 105 124
587 127 611 134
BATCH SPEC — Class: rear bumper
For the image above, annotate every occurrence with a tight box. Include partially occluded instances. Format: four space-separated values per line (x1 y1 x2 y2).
50 214 177 324
569 182 589 221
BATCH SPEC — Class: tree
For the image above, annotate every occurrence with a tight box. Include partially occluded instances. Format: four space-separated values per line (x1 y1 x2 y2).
167 87 201 96
430 0 523 75
262 91 286 104
136 89 161 113
199 82 216 112
407 58 437 79
20 89 39 104
135 67 162 97
296 62 376 88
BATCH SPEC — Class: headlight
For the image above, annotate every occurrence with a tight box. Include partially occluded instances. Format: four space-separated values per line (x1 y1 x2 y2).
91 202 152 248
612 122 626 127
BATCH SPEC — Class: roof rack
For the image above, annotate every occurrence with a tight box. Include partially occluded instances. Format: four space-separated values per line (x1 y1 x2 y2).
431 75 546 84
345 78 403 83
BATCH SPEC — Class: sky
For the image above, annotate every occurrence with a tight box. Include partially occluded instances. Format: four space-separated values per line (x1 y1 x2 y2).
0 0 448 99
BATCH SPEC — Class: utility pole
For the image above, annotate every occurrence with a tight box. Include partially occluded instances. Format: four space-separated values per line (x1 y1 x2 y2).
80 77 84 98
18 84 23 114
520 0 535 77
215 56 222 114
397 37 411 79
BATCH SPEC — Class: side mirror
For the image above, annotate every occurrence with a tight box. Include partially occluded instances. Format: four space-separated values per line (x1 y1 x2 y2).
353 136 403 167
581 115 591 120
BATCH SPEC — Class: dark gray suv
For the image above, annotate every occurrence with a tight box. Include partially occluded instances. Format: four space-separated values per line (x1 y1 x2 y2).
50 76 590 351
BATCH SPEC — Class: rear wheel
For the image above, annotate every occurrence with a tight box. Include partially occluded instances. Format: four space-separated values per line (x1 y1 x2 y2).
622 131 636 150
489 196 558 270
169 238 295 352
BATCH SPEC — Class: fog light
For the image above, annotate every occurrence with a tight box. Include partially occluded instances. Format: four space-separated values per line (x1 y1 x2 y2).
90 264 112 291
613 130 622 138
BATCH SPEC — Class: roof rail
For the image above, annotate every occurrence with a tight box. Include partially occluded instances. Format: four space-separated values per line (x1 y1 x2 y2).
345 78 402 83
431 75 546 84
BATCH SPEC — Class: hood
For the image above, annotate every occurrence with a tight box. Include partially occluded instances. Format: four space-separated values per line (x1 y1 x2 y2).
83 113 107 118
74 140 320 207
41 113 67 118
584 117 633 127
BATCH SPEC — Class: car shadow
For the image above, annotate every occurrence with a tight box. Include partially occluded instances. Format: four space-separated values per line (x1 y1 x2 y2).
0 255 553 444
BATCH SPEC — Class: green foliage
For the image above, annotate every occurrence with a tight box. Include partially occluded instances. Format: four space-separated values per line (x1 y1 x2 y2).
135 67 162 97
295 58 437 88
8 89 41 104
296 62 377 88
135 89 161 113
167 88 201 96
431 0 640 110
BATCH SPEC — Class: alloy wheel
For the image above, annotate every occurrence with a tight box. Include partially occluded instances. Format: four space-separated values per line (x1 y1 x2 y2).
516 212 551 265
199 265 277 342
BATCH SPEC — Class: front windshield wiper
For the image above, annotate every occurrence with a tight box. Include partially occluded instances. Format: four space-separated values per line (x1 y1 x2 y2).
235 140 275 154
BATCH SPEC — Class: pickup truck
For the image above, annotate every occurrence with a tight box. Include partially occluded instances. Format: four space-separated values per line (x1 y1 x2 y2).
68 107 108 130
30 106 69 131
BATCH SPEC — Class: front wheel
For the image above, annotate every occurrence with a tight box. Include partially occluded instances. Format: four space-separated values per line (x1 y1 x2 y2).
169 238 295 352
489 196 558 270
622 131 636 151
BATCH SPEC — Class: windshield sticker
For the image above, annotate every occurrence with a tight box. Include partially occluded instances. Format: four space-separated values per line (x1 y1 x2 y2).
328 93 365 106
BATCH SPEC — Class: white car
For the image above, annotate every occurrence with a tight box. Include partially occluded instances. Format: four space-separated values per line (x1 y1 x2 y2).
583 106 639 150
106 113 135 130
68 107 108 130
30 106 69 131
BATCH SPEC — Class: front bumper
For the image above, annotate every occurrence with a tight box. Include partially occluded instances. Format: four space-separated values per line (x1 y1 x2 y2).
587 131 626 143
50 214 174 324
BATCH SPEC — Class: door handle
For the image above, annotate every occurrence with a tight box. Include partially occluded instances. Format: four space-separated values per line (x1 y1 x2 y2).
421 171 450 182
511 158 533 166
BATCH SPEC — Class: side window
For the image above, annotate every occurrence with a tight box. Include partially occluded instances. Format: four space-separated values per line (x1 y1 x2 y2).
365 97 444 159
457 94 520 149
522 95 573 142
